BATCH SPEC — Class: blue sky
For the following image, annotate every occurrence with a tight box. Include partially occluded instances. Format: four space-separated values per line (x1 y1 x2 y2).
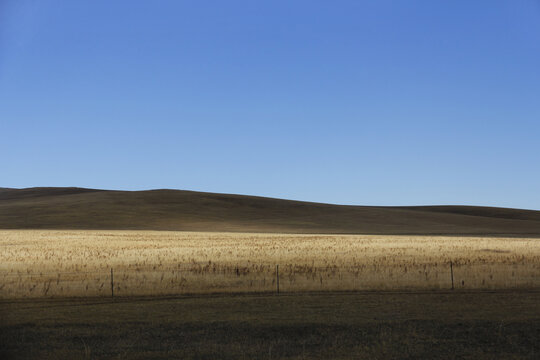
1 0 539 209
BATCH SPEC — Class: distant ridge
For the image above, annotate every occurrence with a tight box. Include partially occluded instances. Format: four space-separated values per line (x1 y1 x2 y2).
1 187 539 236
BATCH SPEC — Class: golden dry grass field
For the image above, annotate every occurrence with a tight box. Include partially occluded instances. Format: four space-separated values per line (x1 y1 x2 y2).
1 230 539 298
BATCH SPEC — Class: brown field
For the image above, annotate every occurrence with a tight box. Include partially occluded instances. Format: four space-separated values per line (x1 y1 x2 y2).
1 230 539 298
2 187 540 236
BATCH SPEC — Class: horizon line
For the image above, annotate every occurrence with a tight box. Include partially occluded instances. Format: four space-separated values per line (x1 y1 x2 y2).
2 186 539 212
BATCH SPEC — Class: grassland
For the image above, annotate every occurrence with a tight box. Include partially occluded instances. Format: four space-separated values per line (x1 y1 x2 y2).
2 187 540 236
1 230 539 298
1 291 539 359
1 226 539 358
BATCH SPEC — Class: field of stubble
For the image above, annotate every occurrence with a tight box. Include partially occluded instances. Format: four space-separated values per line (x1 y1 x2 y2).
1 230 539 298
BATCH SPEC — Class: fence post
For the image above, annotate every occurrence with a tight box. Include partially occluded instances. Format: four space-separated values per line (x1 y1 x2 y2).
111 268 114 299
276 265 279 294
450 261 454 290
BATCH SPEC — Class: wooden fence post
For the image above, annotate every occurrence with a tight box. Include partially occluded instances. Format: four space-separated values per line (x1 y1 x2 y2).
450 261 454 290
111 268 114 299
276 265 279 294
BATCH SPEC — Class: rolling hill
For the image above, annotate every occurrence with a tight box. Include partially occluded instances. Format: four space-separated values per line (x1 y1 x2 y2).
1 187 539 236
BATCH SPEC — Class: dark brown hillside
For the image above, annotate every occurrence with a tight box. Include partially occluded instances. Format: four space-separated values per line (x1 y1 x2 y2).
0 187 539 236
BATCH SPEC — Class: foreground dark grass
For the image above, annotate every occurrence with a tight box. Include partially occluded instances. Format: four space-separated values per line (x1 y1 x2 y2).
1 291 539 359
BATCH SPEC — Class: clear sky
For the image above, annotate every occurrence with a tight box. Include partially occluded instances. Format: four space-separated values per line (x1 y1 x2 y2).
1 1 539 209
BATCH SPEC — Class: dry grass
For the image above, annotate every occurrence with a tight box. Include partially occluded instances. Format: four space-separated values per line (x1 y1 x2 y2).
0 230 539 298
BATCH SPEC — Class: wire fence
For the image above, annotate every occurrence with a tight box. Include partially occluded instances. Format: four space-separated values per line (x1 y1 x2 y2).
1 261 539 299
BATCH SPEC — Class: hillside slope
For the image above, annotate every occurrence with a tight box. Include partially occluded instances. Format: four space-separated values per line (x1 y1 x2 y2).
1 187 539 236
